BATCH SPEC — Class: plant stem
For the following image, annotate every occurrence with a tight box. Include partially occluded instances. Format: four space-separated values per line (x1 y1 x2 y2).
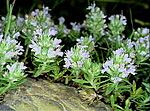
4 0 16 37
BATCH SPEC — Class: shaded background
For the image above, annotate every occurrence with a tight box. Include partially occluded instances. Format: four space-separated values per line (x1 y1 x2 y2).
0 0 150 28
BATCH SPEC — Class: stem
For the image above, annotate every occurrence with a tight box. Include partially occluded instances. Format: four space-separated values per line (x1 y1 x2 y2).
4 0 16 37
94 48 100 63
23 45 29 63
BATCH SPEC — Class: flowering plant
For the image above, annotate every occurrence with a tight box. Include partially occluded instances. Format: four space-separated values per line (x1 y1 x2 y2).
0 34 26 95
29 28 63 77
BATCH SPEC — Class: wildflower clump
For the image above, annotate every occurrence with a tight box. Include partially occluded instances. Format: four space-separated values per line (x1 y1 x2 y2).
22 6 54 45
64 45 90 71
133 28 150 64
84 3 107 41
29 28 63 77
101 48 136 83
0 33 26 95
108 15 127 45
4 62 26 82
0 34 23 66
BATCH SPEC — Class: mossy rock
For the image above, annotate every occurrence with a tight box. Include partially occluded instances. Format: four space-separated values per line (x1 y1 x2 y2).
0 78 111 111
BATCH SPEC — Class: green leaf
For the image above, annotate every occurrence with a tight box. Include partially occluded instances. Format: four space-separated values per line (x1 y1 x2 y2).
110 95 115 107
114 104 124 110
135 87 143 96
132 81 136 94
125 99 131 109
142 82 150 93
106 83 116 95
72 79 88 85
82 85 95 89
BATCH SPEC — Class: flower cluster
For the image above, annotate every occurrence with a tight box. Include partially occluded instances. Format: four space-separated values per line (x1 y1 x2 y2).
101 48 136 83
22 6 55 45
70 22 82 32
134 35 150 63
0 15 24 36
76 36 95 52
0 34 24 66
122 28 150 63
29 30 63 61
121 39 136 59
84 3 107 40
63 45 90 69
4 62 26 82
108 15 127 43
133 28 149 40
29 27 63 77
57 17 70 38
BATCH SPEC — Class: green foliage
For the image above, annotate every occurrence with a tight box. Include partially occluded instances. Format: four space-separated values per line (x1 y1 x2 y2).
73 59 102 90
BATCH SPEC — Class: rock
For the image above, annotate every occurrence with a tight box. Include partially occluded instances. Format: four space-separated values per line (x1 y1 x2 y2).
0 104 15 111
1 78 111 111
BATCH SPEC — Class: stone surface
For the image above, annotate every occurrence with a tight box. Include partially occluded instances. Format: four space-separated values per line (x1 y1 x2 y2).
0 78 111 111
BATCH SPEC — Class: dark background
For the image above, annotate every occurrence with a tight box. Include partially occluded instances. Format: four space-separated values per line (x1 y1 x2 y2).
0 0 150 28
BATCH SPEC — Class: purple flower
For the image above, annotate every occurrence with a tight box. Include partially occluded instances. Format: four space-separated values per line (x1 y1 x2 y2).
81 51 89 58
126 39 135 48
141 28 149 35
113 48 124 56
70 22 82 32
77 61 83 68
63 45 90 69
31 9 39 17
43 7 49 15
123 54 132 63
48 27 58 36
47 48 56 58
65 50 73 59
6 62 26 73
109 15 127 25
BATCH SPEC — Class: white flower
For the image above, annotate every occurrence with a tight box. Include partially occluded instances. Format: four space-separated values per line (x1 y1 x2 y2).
53 38 61 48
16 17 24 26
55 48 63 57
13 32 20 38
58 17 65 24
111 77 122 83
29 41 41 55
6 62 26 73
33 29 43 36
0 34 3 42
63 58 72 68
47 48 56 58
